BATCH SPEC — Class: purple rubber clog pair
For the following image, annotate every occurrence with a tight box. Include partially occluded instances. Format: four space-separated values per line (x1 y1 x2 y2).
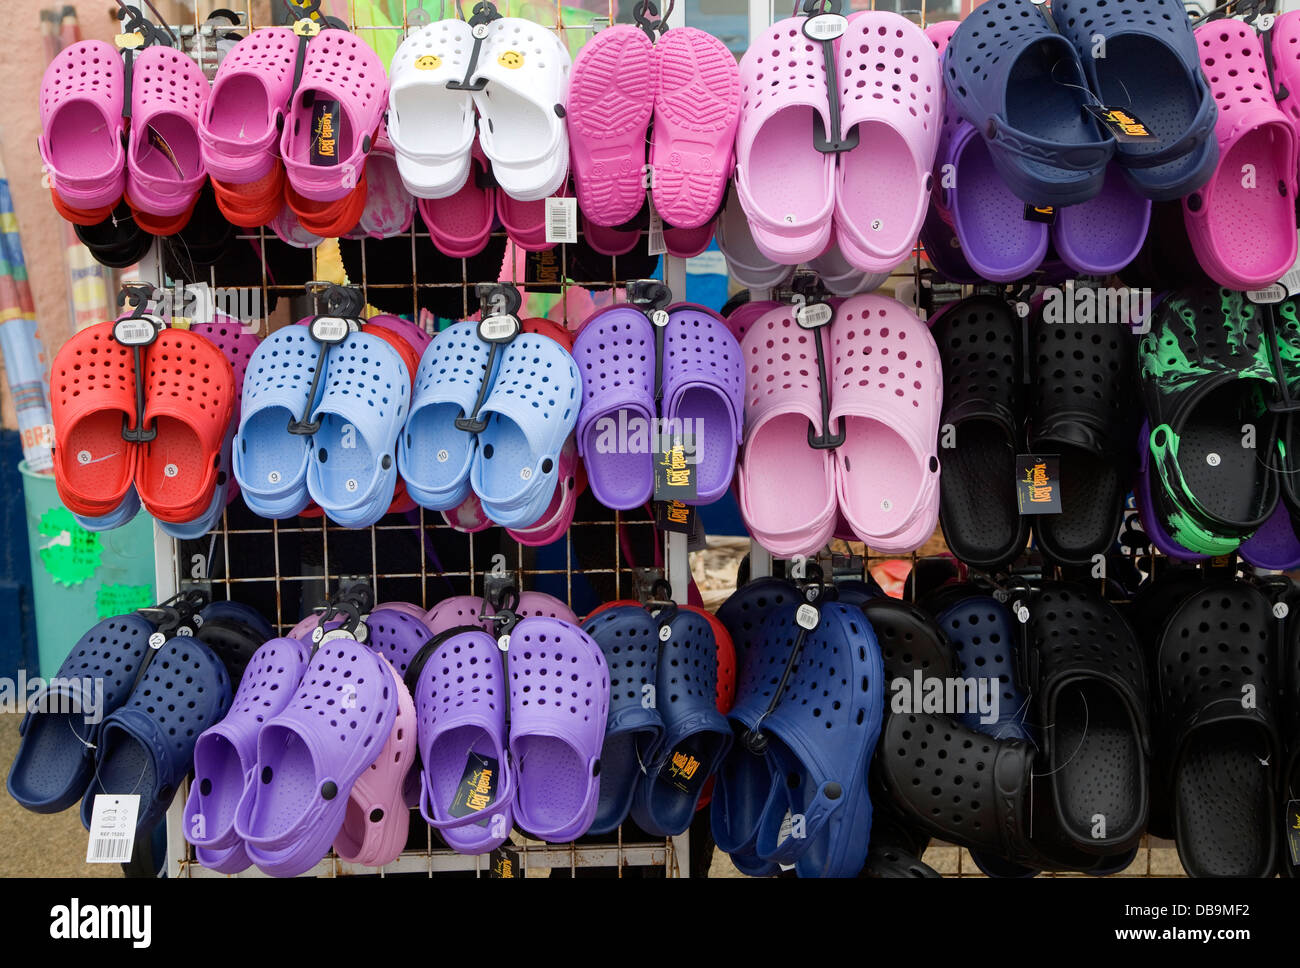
573 303 743 510
410 616 609 852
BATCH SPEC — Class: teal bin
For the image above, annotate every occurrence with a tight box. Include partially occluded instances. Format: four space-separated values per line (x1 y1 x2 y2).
19 461 156 677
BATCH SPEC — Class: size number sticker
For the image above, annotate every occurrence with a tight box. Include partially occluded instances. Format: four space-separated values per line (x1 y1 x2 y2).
86 794 139 863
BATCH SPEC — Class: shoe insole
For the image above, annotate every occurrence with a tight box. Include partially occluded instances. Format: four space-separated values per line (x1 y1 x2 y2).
135 113 201 180
642 730 728 835
746 413 833 534
314 413 379 509
1208 128 1294 281
244 724 317 841
93 726 159 812
239 407 309 495
513 733 585 838
594 729 659 830
1174 723 1273 877
581 410 654 508
954 136 1046 280
9 714 90 805
838 121 921 255
939 422 1022 565
1035 445 1121 565
477 87 550 167
1094 38 1198 170
191 733 246 840
139 416 205 509
207 75 272 143
713 745 777 853
62 411 133 499
749 106 828 226
671 386 734 499
405 401 474 498
838 417 923 535
49 101 119 177
1052 683 1141 844
1178 386 1269 525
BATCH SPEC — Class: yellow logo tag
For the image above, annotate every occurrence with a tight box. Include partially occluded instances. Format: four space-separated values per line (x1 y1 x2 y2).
414 54 441 71
497 50 524 69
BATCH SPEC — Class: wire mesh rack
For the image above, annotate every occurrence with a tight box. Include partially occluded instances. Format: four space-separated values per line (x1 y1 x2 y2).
121 0 1214 878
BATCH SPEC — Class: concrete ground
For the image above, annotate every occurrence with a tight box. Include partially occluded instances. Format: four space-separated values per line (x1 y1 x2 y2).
0 714 119 878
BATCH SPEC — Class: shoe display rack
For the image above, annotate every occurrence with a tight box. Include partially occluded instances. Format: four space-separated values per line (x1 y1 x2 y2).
137 0 696 880
122 0 1226 879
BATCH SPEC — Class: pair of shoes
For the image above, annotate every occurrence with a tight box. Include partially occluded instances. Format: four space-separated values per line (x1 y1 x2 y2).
735 12 940 273
581 602 734 836
389 17 570 203
712 578 885 877
567 24 739 234
1136 286 1291 557
879 582 1149 875
738 295 941 556
410 614 608 850
233 322 411 527
927 21 1150 282
186 628 410 876
41 42 209 230
51 321 236 529
934 293 1138 570
573 303 742 509
399 320 579 528
945 0 1215 206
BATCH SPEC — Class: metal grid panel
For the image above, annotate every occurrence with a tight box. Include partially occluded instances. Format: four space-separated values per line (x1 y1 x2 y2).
734 0 1202 879
146 0 694 878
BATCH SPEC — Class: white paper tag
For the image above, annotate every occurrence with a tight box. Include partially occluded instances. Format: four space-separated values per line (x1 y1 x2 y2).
795 302 833 329
777 811 796 871
113 316 161 346
86 794 139 863
545 196 577 245
174 282 215 327
795 603 820 630
802 13 847 40
1247 284 1287 304
478 314 521 343
1279 245 1300 297
647 207 667 257
310 315 353 343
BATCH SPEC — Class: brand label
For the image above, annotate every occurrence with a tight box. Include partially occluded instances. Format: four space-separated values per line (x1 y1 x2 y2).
449 752 500 819
1016 454 1061 514
310 99 342 166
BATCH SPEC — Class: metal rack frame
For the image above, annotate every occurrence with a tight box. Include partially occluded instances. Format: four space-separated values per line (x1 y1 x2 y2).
142 0 694 878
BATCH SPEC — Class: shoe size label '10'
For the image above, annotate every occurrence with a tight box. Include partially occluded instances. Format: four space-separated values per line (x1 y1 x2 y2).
449 752 500 822
1015 454 1061 515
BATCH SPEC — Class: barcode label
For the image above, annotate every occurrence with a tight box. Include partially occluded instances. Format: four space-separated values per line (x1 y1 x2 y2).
647 206 667 256
545 196 577 244
85 793 139 864
89 837 133 861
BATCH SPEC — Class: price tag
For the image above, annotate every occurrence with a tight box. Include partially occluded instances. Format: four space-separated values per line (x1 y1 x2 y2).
647 207 667 257
795 301 834 329
86 794 139 863
310 315 353 343
795 603 820 630
802 13 847 40
1247 284 1287 305
113 316 161 347
478 314 521 343
544 196 577 244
